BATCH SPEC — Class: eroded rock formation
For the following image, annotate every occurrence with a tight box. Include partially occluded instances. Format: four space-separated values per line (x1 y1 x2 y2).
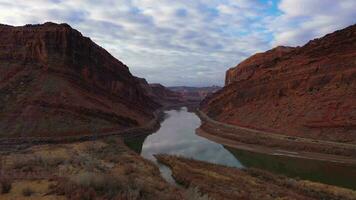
201 24 356 143
0 22 158 138
136 77 183 106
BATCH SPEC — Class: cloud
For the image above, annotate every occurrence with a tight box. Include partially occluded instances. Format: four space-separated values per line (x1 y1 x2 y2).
0 0 355 86
269 0 356 46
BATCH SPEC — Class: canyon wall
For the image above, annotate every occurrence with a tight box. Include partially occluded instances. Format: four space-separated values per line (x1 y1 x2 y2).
201 24 356 143
136 77 183 106
0 22 158 138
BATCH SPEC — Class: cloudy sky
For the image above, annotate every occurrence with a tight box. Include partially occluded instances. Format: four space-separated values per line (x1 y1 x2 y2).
0 0 355 86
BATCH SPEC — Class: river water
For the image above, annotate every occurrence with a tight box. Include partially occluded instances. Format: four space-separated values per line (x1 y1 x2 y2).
124 107 356 189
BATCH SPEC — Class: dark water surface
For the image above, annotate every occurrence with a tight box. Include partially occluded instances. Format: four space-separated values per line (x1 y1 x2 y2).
125 107 356 189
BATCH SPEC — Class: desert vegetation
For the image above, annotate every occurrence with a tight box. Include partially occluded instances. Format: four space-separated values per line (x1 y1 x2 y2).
0 138 183 199
156 154 356 200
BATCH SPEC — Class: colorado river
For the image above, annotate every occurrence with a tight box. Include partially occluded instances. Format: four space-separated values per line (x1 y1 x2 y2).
125 107 356 189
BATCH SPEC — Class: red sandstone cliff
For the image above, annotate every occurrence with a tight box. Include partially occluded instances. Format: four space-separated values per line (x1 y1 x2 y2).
201 24 356 143
0 22 159 138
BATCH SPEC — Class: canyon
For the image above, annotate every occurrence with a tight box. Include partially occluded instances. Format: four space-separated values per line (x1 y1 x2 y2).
169 86 221 103
1 22 356 199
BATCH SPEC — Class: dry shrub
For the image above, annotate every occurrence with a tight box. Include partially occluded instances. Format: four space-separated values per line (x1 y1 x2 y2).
70 154 108 172
184 187 214 200
51 172 141 199
12 154 66 170
50 178 97 200
22 187 35 196
0 178 12 194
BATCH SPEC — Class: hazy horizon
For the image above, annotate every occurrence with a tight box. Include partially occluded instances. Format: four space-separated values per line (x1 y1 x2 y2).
0 0 355 87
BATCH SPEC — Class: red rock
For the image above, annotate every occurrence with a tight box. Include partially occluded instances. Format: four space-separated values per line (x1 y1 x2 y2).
0 22 159 138
136 77 183 106
201 24 356 143
169 86 221 103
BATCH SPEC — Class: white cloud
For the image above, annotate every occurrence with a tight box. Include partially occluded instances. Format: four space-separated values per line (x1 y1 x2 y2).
0 0 273 86
0 0 355 86
270 0 356 46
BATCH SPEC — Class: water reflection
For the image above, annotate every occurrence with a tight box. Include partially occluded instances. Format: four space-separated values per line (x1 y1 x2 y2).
225 146 356 189
125 107 356 190
125 107 242 168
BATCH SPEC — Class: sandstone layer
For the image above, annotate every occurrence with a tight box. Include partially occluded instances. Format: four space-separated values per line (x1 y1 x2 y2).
201 24 356 143
136 78 184 106
0 22 159 138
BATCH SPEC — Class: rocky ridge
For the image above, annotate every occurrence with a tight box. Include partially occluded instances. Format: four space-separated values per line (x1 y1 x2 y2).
0 22 158 138
201 24 356 143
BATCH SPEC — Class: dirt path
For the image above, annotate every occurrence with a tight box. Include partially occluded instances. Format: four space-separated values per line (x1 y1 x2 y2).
197 128 356 165
197 109 356 149
0 107 166 148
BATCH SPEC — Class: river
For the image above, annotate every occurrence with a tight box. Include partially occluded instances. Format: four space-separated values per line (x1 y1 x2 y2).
124 107 356 189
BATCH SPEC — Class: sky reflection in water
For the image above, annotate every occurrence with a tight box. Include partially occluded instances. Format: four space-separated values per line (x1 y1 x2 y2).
140 107 243 168
125 107 356 189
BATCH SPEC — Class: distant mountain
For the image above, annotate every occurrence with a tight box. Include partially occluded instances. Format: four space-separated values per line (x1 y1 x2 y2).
169 86 221 103
0 22 159 138
201 24 356 143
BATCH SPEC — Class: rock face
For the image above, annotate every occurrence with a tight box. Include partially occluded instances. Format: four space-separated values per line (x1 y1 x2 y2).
136 78 183 106
201 24 356 143
169 86 221 103
136 79 220 106
0 22 159 138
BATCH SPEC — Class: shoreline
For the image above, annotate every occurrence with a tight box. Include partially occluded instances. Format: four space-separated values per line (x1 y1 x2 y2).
0 110 161 147
196 109 356 165
0 103 198 148
196 128 356 165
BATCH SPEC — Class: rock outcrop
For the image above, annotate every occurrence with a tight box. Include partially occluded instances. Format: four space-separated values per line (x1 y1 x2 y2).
136 78 183 106
0 22 159 138
201 24 356 143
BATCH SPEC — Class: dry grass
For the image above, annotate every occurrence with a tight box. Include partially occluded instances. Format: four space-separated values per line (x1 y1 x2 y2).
1 138 184 200
183 187 214 200
11 153 66 171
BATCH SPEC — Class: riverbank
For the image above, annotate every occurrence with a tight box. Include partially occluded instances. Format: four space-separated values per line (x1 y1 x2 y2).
0 105 205 199
0 103 196 148
156 154 356 200
196 109 356 164
0 108 163 148
0 103 203 148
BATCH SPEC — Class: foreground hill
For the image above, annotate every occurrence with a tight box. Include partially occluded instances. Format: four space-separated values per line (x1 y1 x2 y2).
156 155 356 200
0 22 159 138
201 24 356 143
